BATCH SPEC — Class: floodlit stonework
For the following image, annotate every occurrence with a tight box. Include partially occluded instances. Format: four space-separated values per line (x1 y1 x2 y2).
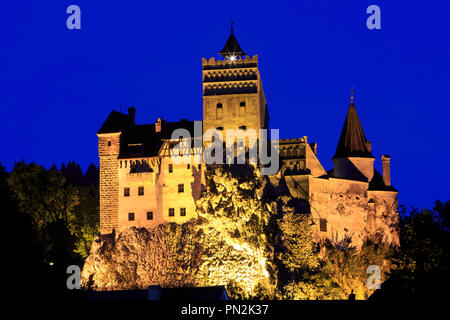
96 28 398 247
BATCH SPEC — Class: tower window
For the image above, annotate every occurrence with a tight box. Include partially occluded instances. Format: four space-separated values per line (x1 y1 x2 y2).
147 211 153 220
124 187 130 197
180 208 186 216
320 219 327 232
198 164 201 170
138 186 144 196
128 212 135 221
107 141 112 147
169 208 175 217
169 164 173 173
240 101 246 107
216 103 223 120
187 164 190 169
178 184 184 193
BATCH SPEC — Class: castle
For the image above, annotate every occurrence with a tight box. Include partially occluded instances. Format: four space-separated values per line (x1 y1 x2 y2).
97 27 398 246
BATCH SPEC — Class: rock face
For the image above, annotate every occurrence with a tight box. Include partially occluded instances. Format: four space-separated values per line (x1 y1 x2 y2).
81 164 395 299
82 165 287 298
81 222 275 298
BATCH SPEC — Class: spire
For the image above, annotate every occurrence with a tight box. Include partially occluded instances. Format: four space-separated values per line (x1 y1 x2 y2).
218 20 247 58
332 89 374 159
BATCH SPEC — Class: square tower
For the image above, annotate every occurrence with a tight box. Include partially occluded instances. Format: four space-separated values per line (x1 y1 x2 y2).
202 29 269 144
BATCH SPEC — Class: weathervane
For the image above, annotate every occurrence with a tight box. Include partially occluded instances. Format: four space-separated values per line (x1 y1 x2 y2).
350 85 355 103
231 18 234 33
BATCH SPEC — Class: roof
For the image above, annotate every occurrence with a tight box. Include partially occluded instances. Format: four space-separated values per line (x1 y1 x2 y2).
332 102 374 159
219 30 247 57
118 119 199 159
327 168 397 191
368 169 397 191
97 111 131 134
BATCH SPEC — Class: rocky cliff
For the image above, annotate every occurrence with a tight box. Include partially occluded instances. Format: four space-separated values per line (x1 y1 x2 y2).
82 165 302 298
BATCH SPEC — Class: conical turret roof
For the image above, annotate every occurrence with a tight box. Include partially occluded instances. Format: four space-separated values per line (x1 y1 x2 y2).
332 96 374 159
218 26 247 57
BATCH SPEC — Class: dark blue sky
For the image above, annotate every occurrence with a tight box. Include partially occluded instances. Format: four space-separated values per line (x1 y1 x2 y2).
1 1 449 209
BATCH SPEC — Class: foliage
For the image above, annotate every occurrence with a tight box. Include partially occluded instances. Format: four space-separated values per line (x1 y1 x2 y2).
318 236 393 300
277 209 319 272
3 158 448 300
6 160 99 263
390 202 450 299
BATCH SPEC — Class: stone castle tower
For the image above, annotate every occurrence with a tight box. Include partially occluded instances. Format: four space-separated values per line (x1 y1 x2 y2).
97 27 399 246
202 25 269 143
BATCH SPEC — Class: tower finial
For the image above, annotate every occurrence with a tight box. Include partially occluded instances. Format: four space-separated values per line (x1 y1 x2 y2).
230 18 234 33
350 85 355 104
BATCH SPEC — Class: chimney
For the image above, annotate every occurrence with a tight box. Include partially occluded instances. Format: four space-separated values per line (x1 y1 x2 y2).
128 107 136 125
310 142 317 156
381 155 391 186
155 117 163 133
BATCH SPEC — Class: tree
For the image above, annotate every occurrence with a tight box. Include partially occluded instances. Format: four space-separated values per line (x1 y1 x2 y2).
390 202 450 299
7 161 80 264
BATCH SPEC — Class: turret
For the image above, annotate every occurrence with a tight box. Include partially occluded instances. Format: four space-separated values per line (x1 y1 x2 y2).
332 89 375 181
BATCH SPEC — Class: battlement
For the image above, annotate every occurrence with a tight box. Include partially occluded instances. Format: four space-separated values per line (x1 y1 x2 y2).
201 55 258 70
278 137 308 145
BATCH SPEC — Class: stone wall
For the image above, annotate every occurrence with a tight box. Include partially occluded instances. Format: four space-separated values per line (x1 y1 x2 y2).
117 155 203 232
286 174 398 247
98 133 120 234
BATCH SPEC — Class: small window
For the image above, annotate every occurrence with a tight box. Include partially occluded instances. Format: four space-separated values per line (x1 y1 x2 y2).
138 186 144 196
198 164 201 170
216 126 223 131
320 219 327 232
180 208 186 216
169 164 173 173
240 101 246 107
239 125 247 130
187 164 190 169
178 184 184 193
147 211 153 220
107 141 112 147
216 103 223 120
124 187 130 197
168 208 175 217
128 212 135 221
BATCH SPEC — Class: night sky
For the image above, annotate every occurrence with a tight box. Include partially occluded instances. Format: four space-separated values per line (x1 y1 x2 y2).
1 1 449 209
